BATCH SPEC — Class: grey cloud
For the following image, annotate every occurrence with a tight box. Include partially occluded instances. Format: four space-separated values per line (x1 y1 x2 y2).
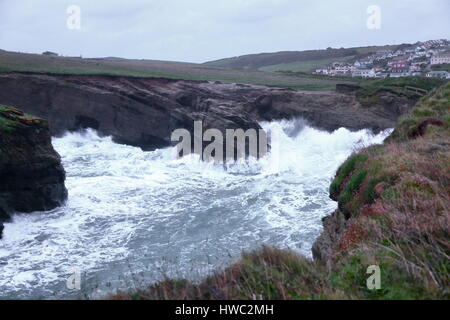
0 0 449 63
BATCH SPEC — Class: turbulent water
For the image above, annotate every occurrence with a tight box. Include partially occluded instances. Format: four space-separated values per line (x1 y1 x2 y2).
0 119 391 299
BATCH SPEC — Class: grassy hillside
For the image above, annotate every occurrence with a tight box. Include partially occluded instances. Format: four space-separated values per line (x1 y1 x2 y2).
0 50 352 91
259 56 355 72
204 44 407 72
204 48 358 69
110 81 450 300
354 77 447 102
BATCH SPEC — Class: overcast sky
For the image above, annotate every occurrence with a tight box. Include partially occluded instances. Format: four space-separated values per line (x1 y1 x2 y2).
0 0 449 63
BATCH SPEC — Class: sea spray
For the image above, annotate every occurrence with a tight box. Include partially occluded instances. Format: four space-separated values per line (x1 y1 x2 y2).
0 119 391 299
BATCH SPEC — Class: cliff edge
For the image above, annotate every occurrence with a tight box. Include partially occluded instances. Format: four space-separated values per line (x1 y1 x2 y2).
0 73 419 152
0 105 67 239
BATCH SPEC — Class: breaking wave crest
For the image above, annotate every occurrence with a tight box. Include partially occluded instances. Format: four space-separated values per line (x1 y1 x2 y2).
0 119 391 299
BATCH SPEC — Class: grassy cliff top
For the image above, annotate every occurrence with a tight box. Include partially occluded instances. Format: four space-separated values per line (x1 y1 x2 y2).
0 105 44 132
0 49 354 91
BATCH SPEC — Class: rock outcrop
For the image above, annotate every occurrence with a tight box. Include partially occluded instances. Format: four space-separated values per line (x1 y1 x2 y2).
311 209 347 268
0 73 417 153
0 106 67 239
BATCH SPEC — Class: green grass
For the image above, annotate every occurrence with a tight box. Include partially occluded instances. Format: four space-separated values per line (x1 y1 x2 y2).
389 81 450 140
0 116 16 132
339 170 368 207
110 246 332 300
258 45 408 73
354 44 400 55
259 56 355 72
0 49 350 91
354 77 447 105
364 77 446 91
431 64 450 72
203 48 358 69
358 77 446 97
330 154 368 198
205 43 407 72
0 104 39 132
0 106 20 132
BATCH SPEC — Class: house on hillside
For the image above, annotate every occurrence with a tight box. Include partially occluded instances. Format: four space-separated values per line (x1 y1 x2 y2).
330 65 355 76
411 51 426 59
375 72 389 78
372 66 384 73
409 64 423 72
314 67 330 75
426 71 450 79
431 52 450 65
390 61 409 74
352 69 376 78
390 72 411 78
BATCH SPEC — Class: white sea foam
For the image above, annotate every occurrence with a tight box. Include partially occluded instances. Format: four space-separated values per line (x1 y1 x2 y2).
0 119 391 299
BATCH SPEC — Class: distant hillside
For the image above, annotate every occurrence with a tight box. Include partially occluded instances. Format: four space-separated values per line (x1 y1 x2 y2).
204 44 406 72
0 49 355 91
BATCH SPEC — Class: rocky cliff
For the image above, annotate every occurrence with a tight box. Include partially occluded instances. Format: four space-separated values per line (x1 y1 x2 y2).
0 105 67 239
0 73 417 153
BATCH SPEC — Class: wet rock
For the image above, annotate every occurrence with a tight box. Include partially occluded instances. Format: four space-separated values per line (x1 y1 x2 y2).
0 207 7 239
0 73 416 153
0 106 67 239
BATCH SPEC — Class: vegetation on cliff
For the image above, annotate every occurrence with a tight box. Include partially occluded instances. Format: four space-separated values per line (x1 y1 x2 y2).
354 77 446 104
0 105 67 227
110 81 449 300
0 49 350 91
323 81 449 299
0 105 45 132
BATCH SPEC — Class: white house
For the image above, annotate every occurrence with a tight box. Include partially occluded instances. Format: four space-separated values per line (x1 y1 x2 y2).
314 67 330 75
375 72 389 78
390 71 411 78
426 71 450 79
352 69 376 78
431 52 450 65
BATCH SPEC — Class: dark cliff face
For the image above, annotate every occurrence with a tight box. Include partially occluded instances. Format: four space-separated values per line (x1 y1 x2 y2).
0 73 417 153
0 106 67 238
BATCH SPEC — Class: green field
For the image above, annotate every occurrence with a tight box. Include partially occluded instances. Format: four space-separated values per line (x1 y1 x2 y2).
0 43 417 90
353 44 400 55
431 64 450 72
259 56 355 72
0 49 354 91
205 44 410 72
